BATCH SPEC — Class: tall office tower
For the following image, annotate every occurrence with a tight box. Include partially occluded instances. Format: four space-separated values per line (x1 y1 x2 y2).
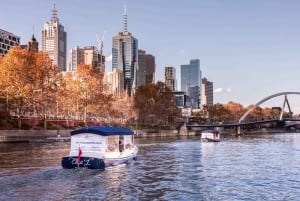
0 29 20 56
42 4 67 71
180 59 202 109
138 49 155 86
69 46 105 72
201 77 213 107
165 66 177 91
112 6 138 96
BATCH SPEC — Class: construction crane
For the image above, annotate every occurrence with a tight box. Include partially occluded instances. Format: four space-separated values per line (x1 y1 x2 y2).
96 31 106 70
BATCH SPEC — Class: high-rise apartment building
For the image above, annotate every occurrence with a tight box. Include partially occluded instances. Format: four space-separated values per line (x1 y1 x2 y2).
201 77 213 107
69 46 105 72
138 49 155 86
103 68 124 97
0 29 20 56
42 4 67 71
181 59 202 109
112 6 138 96
165 66 177 91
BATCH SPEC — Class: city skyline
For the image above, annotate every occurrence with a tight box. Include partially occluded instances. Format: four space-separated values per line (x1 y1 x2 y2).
1 1 300 113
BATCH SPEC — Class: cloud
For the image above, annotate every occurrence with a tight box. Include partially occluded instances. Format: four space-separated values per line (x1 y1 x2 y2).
179 49 185 54
214 87 232 93
106 54 112 62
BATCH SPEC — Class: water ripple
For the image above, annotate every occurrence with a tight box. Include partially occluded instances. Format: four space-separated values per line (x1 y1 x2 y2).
0 134 300 200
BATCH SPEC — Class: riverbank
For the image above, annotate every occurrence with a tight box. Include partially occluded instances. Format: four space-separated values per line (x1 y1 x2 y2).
1 127 292 143
0 128 194 143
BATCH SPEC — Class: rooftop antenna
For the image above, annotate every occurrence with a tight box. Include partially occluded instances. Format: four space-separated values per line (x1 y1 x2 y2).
123 4 128 33
51 3 58 21
96 31 106 69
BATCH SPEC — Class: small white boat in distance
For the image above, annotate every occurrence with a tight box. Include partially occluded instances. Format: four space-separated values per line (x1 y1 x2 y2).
201 130 220 142
61 126 138 169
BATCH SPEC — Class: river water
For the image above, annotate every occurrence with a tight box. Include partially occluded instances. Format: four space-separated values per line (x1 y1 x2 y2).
0 133 300 201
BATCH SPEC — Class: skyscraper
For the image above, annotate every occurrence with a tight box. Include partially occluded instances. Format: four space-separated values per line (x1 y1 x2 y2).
42 4 67 71
112 6 138 96
201 77 213 107
165 66 176 91
181 59 202 109
103 68 124 97
69 46 105 72
138 49 155 86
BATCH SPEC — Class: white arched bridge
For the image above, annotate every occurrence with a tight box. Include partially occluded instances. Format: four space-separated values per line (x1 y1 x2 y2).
187 91 300 134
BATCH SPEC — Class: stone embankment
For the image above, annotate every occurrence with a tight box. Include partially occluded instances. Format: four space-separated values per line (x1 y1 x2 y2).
0 126 193 142
0 130 72 143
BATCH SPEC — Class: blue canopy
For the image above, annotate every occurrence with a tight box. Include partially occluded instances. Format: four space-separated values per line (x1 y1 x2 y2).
70 126 134 136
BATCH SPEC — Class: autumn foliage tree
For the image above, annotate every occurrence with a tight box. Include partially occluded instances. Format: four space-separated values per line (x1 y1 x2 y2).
0 46 61 129
58 64 112 125
223 101 246 121
134 82 181 128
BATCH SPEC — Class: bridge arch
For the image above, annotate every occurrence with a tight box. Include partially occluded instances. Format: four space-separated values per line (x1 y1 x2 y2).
238 92 300 123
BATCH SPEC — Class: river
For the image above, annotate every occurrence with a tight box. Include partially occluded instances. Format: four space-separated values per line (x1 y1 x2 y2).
0 133 300 200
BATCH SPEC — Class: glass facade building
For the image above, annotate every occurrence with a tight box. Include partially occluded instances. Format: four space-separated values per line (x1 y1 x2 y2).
138 50 155 86
112 7 138 96
0 29 20 56
180 59 202 109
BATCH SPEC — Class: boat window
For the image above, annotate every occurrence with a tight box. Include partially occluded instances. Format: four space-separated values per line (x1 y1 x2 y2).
106 136 118 152
119 135 124 152
124 135 133 150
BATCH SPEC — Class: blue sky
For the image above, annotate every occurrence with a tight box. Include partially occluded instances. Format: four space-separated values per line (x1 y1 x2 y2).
2 0 300 113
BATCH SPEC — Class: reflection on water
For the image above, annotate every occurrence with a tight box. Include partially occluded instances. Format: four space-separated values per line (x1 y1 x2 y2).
201 142 216 167
0 134 300 200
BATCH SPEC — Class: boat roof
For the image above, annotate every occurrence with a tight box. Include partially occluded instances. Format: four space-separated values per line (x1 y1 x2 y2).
70 126 134 136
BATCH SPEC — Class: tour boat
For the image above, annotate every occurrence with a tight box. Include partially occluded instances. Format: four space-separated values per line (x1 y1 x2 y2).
201 130 220 142
61 126 138 169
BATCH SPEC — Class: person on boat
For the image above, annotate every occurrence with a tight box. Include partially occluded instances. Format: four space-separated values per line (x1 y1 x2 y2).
119 140 124 153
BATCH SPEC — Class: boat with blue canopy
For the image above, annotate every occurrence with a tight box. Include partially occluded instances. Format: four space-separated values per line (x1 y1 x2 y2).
61 126 138 169
201 129 220 142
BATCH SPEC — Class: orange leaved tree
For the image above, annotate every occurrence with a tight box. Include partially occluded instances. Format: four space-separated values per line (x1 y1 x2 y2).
0 46 61 129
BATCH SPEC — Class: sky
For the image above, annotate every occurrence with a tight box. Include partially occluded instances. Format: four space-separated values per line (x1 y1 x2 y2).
1 0 300 113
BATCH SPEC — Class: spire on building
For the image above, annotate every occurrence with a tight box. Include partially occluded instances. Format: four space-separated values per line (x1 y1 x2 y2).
51 3 59 22
123 5 128 34
31 24 36 41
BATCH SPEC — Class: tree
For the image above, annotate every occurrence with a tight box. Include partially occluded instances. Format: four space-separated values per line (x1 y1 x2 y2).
59 64 112 125
34 51 62 129
111 93 136 126
224 101 245 121
206 103 230 122
134 82 181 128
0 46 61 129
